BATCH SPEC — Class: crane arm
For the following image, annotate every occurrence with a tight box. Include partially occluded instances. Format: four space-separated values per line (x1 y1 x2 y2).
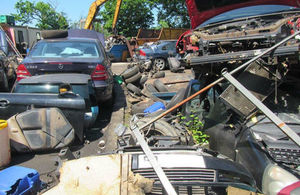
112 0 122 33
84 0 123 31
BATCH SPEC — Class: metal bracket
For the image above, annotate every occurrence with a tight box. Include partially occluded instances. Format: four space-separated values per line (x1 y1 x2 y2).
222 70 300 147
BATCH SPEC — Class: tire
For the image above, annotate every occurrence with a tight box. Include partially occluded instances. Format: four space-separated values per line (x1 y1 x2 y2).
153 80 168 92
139 75 148 86
125 72 141 83
166 88 186 110
131 100 154 114
153 71 165 78
127 83 141 96
145 83 158 93
121 66 139 79
42 30 68 39
154 58 166 70
0 69 9 92
136 118 180 146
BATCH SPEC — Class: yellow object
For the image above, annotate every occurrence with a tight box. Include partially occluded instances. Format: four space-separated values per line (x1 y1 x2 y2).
59 88 68 93
0 119 10 167
251 116 258 123
0 120 8 130
85 0 123 32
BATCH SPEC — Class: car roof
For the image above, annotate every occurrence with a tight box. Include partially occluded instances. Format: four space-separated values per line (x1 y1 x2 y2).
40 37 98 43
18 74 91 84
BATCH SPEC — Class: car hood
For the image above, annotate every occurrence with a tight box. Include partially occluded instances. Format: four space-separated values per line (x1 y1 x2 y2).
186 0 300 29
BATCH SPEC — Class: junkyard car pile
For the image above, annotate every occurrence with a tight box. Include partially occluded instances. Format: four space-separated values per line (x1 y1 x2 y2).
0 29 114 152
116 1 300 194
1 1 300 195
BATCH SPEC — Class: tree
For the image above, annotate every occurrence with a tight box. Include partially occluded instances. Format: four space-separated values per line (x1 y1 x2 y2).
98 0 154 37
12 0 69 30
151 0 190 28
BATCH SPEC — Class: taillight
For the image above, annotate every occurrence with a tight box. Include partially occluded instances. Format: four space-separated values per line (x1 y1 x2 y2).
16 64 31 81
91 64 108 81
139 49 146 56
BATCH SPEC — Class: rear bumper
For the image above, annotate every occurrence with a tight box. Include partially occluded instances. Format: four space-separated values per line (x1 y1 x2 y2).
93 80 113 102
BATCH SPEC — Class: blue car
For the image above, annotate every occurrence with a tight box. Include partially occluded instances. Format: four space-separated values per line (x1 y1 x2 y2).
137 40 177 70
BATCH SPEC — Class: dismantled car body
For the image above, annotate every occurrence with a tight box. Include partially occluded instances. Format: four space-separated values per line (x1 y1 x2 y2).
178 2 300 80
0 93 86 144
12 73 99 128
0 30 18 92
174 1 300 194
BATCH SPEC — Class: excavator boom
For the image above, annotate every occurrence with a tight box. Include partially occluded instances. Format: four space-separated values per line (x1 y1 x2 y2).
85 0 123 32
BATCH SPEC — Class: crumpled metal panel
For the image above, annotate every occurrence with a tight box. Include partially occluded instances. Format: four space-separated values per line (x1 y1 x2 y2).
220 61 283 118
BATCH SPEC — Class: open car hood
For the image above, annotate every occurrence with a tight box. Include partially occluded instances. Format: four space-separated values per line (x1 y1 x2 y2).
186 0 300 29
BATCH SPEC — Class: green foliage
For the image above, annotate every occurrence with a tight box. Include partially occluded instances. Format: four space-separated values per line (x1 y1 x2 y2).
98 0 154 37
178 112 209 145
12 0 69 30
151 0 190 28
156 20 169 29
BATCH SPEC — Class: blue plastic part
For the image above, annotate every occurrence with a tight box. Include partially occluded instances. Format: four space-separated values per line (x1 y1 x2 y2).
109 44 128 61
0 166 41 195
144 102 166 114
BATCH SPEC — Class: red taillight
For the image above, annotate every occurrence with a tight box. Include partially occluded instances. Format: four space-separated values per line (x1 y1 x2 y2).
91 64 108 81
16 64 31 81
278 181 300 195
139 49 146 56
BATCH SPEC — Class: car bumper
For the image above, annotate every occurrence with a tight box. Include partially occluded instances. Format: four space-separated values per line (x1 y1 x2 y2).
93 80 113 102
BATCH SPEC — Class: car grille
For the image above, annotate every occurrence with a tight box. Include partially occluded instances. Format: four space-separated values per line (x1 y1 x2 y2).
268 147 300 165
133 168 218 195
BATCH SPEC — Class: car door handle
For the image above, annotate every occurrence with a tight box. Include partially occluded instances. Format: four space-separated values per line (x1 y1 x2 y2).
0 99 9 107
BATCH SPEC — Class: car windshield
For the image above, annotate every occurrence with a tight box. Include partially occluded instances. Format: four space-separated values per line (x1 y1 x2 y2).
29 40 101 58
14 83 90 99
200 5 298 27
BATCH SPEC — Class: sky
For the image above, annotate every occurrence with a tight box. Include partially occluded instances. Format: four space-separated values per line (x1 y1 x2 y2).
1 0 95 25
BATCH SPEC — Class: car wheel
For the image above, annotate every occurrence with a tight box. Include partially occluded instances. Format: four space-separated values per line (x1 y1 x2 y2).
127 83 141 96
145 83 158 93
125 72 142 83
0 69 9 92
154 58 166 70
121 66 139 79
136 118 180 146
166 88 186 110
153 80 168 92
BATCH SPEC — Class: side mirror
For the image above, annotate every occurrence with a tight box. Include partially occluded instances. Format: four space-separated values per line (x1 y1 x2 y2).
161 46 167 50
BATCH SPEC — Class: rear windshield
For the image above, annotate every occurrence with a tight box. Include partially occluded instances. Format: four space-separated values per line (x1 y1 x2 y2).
29 41 101 58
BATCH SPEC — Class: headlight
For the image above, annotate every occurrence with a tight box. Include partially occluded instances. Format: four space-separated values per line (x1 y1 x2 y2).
262 164 299 195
